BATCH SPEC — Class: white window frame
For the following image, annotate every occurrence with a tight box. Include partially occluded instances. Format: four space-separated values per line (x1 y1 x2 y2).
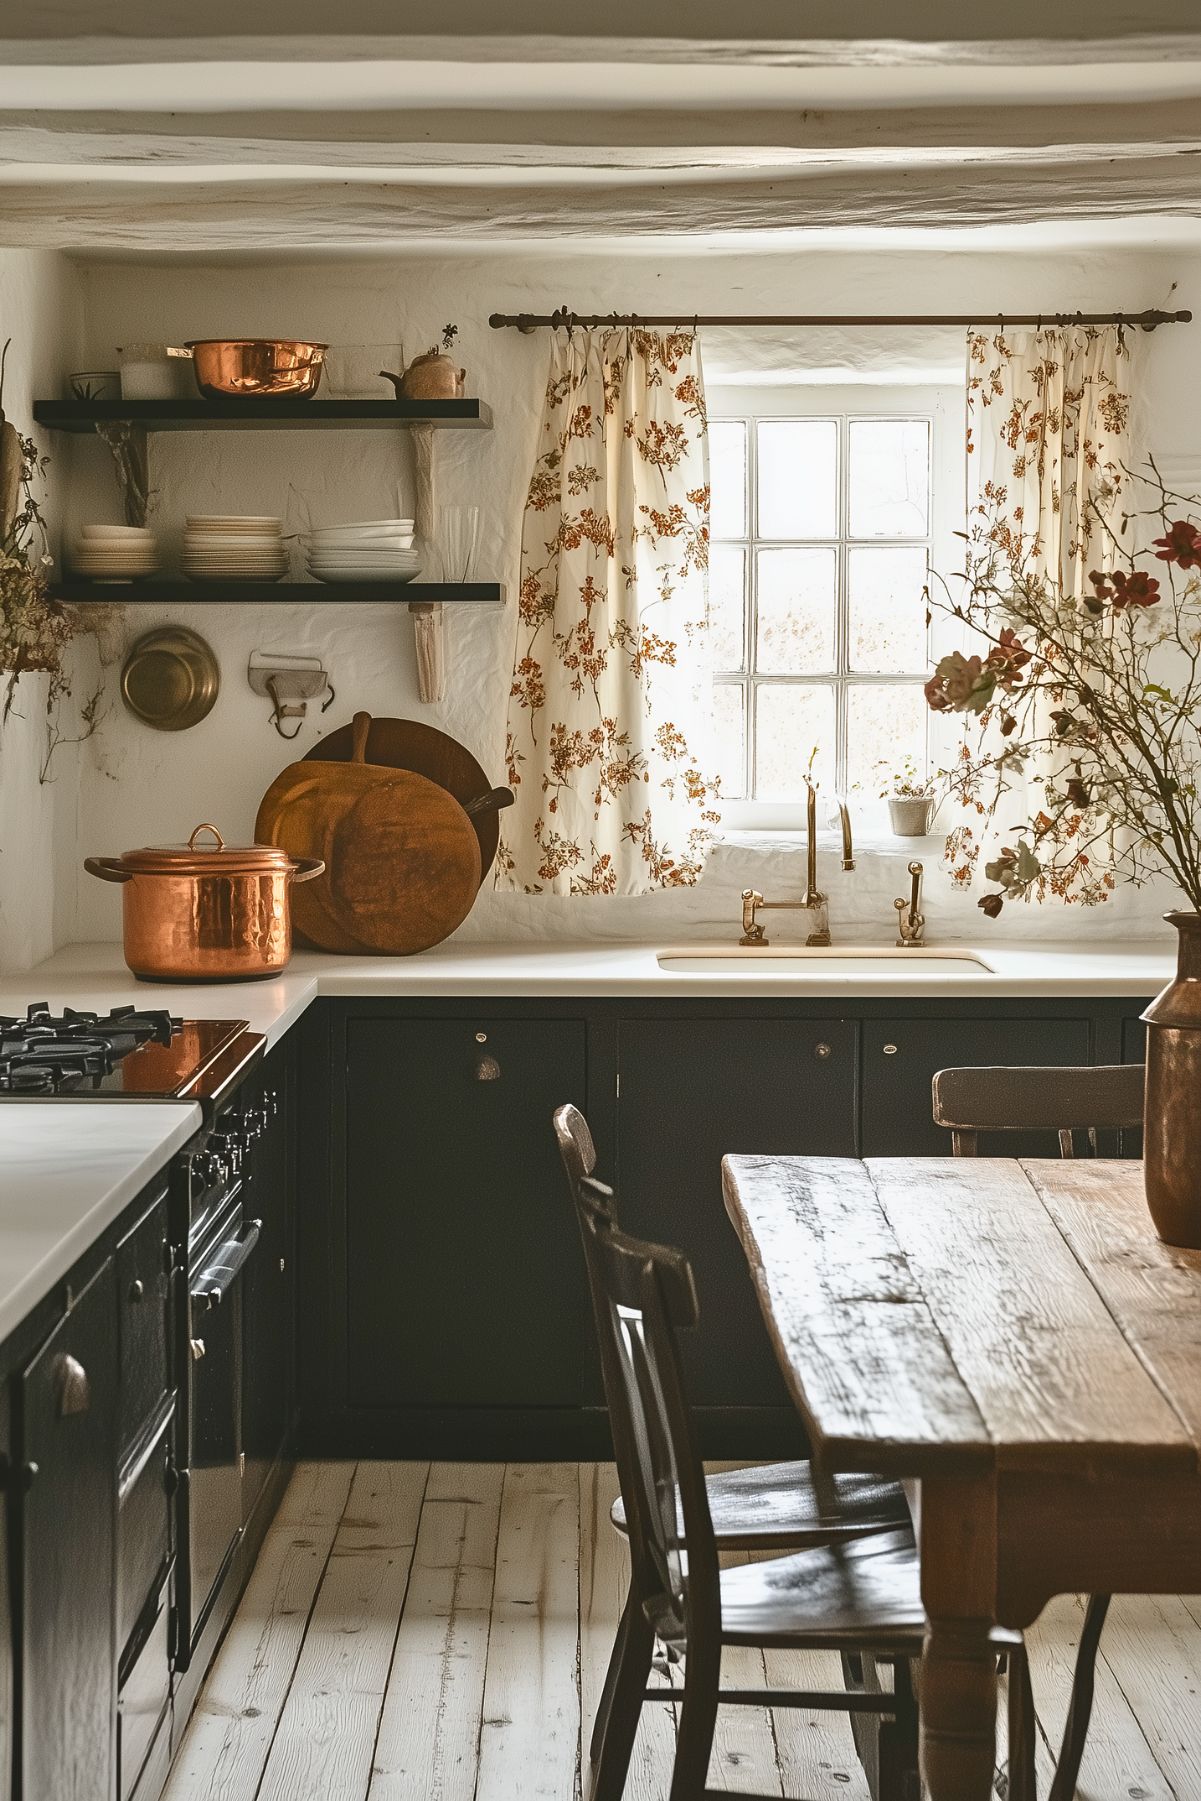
711 382 965 831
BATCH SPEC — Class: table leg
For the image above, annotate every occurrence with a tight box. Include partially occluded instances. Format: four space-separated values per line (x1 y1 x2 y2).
917 1475 999 1801
920 1617 998 1801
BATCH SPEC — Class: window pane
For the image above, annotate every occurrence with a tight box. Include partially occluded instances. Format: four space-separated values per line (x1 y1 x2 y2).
848 418 929 537
755 547 837 674
845 682 928 796
848 545 929 673
709 420 747 539
712 682 747 799
709 544 746 673
756 419 838 539
754 684 837 800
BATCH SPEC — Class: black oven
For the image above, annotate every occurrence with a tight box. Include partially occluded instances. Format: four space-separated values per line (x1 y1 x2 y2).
172 1111 261 1668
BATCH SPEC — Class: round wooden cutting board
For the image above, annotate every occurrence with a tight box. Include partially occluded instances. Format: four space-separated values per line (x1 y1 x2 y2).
323 771 482 955
302 714 502 887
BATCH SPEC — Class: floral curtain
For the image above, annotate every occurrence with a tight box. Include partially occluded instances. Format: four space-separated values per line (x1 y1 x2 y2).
498 327 721 895
942 324 1133 891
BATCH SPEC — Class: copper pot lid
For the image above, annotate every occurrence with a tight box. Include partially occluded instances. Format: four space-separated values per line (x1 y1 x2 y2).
116 823 300 875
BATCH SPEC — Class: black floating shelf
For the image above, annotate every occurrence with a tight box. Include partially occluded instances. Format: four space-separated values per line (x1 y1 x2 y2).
53 580 503 605
34 397 492 433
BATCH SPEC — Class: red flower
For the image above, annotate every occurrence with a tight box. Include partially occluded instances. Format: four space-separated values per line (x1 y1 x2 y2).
986 626 1032 691
1109 569 1161 610
1152 519 1201 569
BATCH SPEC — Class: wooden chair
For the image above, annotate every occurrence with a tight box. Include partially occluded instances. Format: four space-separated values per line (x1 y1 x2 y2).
933 1060 1145 1801
554 1105 913 1795
569 1171 1036 1801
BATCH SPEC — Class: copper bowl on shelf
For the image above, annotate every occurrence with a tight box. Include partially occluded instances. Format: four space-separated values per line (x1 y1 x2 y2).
186 339 328 399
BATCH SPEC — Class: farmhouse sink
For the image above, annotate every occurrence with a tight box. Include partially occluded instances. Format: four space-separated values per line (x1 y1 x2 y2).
656 946 995 975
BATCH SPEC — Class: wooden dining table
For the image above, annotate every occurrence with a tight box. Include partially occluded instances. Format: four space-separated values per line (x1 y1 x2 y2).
722 1153 1201 1801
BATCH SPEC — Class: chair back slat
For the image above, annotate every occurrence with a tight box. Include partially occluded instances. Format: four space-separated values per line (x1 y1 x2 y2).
933 1063 1143 1154
554 1104 720 1641
583 1206 720 1640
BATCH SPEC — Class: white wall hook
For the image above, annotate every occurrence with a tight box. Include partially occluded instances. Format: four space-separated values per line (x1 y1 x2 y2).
247 651 334 739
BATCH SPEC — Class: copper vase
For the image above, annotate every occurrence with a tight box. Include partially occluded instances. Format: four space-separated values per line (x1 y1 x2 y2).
1142 911 1201 1246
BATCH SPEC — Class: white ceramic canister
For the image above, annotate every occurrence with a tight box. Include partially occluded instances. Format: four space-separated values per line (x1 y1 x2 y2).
118 345 194 400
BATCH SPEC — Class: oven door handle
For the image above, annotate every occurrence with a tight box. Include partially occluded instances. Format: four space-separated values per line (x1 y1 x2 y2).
190 1218 262 1311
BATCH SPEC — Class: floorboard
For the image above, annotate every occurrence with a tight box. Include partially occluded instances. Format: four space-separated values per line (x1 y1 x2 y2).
166 1461 1200 1801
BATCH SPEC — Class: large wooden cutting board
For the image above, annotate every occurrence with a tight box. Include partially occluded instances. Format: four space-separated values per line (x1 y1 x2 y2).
255 712 386 952
323 771 481 954
302 714 502 886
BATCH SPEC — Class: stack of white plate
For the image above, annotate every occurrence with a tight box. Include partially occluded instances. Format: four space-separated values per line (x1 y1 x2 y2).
72 523 160 583
305 518 421 585
183 515 287 584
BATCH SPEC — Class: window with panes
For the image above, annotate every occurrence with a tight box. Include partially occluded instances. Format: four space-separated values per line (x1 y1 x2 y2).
709 392 955 817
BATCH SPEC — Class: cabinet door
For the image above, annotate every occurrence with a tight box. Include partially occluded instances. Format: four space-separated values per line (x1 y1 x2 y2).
346 1017 588 1409
617 1018 858 1411
116 1193 171 1459
21 1258 118 1801
243 1047 296 1521
862 1016 1092 1156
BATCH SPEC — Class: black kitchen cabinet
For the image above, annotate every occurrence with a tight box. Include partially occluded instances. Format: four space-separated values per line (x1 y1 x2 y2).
344 1015 588 1414
18 1257 119 1801
616 1017 858 1435
860 1015 1094 1156
242 1040 297 1524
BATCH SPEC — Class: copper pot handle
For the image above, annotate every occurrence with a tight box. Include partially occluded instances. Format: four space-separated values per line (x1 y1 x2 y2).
84 857 132 884
290 858 326 884
188 823 225 852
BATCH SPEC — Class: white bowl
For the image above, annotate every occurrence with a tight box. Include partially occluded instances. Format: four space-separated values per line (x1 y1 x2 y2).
306 551 420 566
309 517 415 534
80 523 156 541
186 515 282 530
307 565 421 584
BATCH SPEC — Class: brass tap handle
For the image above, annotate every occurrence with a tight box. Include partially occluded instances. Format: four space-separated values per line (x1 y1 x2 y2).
740 889 767 947
894 861 926 948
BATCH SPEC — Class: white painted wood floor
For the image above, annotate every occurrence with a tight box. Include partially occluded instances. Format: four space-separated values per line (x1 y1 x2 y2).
163 1461 1201 1801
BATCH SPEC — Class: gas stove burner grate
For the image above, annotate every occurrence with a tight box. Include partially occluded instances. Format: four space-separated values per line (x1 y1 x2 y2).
0 1002 184 1097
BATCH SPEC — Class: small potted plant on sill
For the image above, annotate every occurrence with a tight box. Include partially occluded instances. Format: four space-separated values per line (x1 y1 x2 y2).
880 756 939 837
923 463 1201 1248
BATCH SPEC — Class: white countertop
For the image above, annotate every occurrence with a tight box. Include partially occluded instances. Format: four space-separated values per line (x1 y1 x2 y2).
0 1103 199 1342
0 934 1173 1350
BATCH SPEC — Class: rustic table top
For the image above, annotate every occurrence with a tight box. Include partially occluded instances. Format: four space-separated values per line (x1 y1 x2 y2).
722 1156 1201 1483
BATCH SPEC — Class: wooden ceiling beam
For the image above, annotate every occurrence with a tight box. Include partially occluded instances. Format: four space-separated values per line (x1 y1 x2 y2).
0 101 1199 171
0 156 1196 250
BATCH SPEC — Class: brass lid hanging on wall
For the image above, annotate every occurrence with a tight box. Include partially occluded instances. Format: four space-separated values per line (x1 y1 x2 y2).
120 625 219 731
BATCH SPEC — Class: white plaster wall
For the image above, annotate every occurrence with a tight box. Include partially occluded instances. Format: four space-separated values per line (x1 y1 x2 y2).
62 243 1200 952
0 249 87 976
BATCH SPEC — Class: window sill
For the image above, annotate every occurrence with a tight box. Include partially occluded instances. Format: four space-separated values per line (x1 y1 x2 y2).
716 827 944 861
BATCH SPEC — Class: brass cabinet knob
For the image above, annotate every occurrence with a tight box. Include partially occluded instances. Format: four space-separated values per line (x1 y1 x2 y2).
814 1042 832 1059
128 1278 145 1302
56 1354 90 1418
474 1054 502 1081
190 1337 207 1362
883 1044 899 1056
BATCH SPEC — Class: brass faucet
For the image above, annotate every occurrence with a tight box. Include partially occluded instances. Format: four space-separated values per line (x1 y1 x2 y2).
894 860 926 947
739 779 854 947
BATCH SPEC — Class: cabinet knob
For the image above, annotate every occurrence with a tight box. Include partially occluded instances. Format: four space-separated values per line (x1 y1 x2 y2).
814 1042 832 1060
56 1354 90 1418
128 1278 145 1302
190 1337 207 1362
882 1044 899 1056
474 1054 502 1081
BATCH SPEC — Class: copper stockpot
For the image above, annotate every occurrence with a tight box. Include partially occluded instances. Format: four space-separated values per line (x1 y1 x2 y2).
85 824 324 982
185 339 328 399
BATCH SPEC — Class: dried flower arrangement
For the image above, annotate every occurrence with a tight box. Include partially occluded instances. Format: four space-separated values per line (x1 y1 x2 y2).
0 340 72 720
924 463 1201 918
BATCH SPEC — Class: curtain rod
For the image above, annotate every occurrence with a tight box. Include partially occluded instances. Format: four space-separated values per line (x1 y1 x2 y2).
489 308 1191 333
